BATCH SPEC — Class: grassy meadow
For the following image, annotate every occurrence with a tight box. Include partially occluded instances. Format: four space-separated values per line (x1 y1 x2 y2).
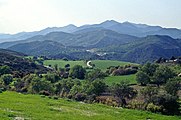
44 60 138 85
44 60 87 68
0 91 180 120
104 74 137 86
44 60 137 71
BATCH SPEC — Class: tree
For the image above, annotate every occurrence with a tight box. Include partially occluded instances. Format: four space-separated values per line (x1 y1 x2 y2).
0 65 11 76
140 86 158 103
70 65 86 79
153 66 175 87
89 80 107 95
54 64 58 71
55 79 76 96
164 77 180 96
111 81 137 106
12 78 25 92
65 64 70 68
141 63 158 76
28 76 53 94
136 71 150 86
0 74 13 86
86 69 107 81
44 73 60 83
152 93 180 115
70 84 82 96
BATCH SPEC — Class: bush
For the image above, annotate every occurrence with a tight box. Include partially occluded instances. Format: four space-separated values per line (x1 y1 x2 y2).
70 65 86 79
85 94 96 103
0 65 11 76
39 90 50 96
128 100 146 110
40 95 46 98
111 81 137 107
152 66 175 86
89 80 107 95
53 96 59 100
146 103 162 113
0 74 13 86
152 93 180 115
67 94 73 99
75 93 86 101
0 87 6 92
0 89 2 93
140 86 158 103
112 68 137 76
136 71 150 86
164 77 180 96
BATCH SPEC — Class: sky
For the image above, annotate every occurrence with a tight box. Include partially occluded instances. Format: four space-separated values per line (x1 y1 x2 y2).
0 0 181 34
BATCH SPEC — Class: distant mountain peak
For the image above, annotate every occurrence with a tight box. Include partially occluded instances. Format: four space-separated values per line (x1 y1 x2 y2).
122 21 131 24
100 20 120 27
64 24 77 28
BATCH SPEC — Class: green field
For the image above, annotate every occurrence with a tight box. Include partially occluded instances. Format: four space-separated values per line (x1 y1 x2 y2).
105 74 137 86
0 91 180 120
44 60 87 68
44 60 136 71
92 60 136 71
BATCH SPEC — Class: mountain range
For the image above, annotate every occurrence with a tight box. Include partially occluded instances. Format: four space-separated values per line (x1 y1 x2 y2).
1 20 181 43
0 20 181 63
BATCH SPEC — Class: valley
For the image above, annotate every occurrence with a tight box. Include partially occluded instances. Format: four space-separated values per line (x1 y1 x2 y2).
0 20 181 120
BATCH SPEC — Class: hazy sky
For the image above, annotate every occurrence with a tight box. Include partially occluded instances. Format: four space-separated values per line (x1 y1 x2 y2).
0 0 181 34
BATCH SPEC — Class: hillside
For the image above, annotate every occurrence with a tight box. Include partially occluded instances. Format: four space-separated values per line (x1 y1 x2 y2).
99 35 181 63
0 91 180 120
8 40 100 60
4 29 138 48
122 35 181 63
8 40 68 56
7 35 181 63
0 49 48 77
0 48 26 57
73 29 138 48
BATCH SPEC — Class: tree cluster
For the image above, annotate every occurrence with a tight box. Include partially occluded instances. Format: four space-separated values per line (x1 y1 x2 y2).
135 63 180 115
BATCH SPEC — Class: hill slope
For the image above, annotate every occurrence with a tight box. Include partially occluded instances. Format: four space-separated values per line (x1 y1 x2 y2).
0 48 26 57
100 35 181 63
8 40 99 60
7 35 181 63
5 29 137 48
0 49 48 77
0 91 179 120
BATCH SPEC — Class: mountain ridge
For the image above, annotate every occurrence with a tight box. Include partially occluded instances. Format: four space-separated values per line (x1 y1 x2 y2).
0 20 181 43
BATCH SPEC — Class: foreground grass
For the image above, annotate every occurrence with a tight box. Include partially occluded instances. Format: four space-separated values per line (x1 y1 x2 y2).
105 74 137 86
0 91 180 120
44 60 136 71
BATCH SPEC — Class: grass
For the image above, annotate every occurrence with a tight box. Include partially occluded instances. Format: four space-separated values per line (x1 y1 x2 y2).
0 91 180 120
104 74 137 86
92 60 137 71
44 60 137 71
44 60 87 68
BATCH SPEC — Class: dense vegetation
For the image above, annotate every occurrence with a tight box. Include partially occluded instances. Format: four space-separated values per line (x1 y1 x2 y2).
0 49 48 78
1 50 181 116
